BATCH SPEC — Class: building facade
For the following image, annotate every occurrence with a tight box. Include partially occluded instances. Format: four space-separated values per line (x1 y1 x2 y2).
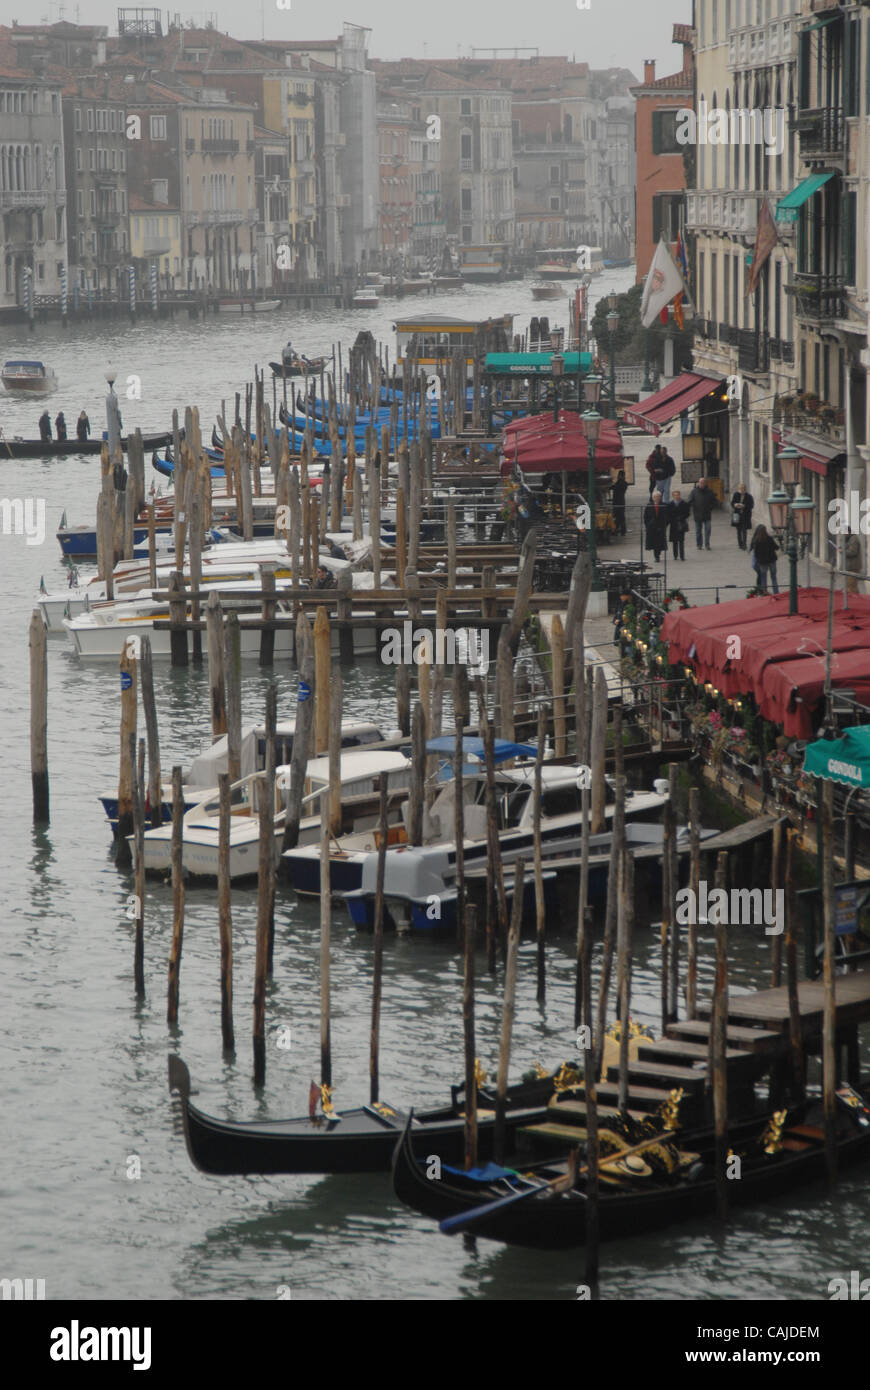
63 78 129 296
0 67 67 312
631 26 694 280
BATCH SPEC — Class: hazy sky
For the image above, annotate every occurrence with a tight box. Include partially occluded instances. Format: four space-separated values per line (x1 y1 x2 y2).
0 0 693 82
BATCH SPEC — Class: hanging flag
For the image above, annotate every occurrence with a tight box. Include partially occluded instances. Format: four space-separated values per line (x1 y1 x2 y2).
745 198 779 297
673 292 684 331
640 236 685 328
660 306 669 324
676 231 688 280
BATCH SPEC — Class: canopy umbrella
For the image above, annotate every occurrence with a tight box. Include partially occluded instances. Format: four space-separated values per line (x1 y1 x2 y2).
759 649 870 738
661 590 856 667
803 726 870 788
501 415 622 475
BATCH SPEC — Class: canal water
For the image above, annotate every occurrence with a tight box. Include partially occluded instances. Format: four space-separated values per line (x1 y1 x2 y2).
2 275 867 1302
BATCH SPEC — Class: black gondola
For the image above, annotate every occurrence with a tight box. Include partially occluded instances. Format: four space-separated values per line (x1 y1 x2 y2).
391 1088 870 1250
168 1056 557 1176
0 430 172 459
269 356 327 379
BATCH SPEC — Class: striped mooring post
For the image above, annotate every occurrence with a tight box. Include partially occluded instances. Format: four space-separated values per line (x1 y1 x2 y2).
60 264 68 323
128 264 136 318
150 263 158 317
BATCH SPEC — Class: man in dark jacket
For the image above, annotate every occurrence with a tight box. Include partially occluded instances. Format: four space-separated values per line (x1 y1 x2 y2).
38 410 52 441
55 411 67 441
643 489 669 562
688 477 715 550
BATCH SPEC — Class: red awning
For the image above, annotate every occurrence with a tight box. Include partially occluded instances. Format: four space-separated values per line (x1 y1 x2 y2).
622 372 725 435
661 589 870 737
501 413 622 474
772 428 846 477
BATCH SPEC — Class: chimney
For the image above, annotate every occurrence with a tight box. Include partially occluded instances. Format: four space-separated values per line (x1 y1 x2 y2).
644 59 656 85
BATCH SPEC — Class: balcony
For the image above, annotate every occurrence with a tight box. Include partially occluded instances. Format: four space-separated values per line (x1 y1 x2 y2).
795 108 843 160
459 158 473 172
142 237 171 254
201 139 240 155
718 322 739 346
199 209 245 225
785 271 845 323
737 328 769 374
0 189 48 209
185 139 195 153
686 190 760 236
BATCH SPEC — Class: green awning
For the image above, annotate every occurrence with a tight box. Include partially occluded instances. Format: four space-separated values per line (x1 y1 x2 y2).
802 14 841 31
803 727 870 789
485 351 594 377
776 171 835 224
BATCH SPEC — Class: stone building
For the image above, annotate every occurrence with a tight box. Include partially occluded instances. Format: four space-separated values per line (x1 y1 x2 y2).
62 76 129 296
0 57 67 313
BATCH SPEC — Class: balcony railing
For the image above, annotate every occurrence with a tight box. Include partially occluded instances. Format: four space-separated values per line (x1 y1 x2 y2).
785 271 845 323
781 341 795 365
718 322 739 346
201 139 240 155
795 108 843 158
737 328 769 373
199 209 245 225
459 158 473 171
0 189 48 208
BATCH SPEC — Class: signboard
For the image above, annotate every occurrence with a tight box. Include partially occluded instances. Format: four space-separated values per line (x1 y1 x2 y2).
680 459 704 484
298 680 311 703
835 885 859 937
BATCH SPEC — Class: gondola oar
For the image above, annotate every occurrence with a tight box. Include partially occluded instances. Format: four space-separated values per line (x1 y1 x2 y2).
440 1151 578 1235
439 1125 682 1235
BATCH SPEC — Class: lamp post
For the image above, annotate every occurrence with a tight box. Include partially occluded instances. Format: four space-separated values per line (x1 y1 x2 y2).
606 291 619 421
551 350 564 423
582 372 603 588
769 445 816 615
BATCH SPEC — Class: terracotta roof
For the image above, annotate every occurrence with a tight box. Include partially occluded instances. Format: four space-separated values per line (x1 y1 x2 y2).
672 23 695 44
630 69 693 94
130 194 179 212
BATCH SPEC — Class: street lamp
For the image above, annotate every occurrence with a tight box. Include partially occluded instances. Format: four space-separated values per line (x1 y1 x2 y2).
582 386 604 590
770 446 816 614
606 291 619 421
551 350 564 423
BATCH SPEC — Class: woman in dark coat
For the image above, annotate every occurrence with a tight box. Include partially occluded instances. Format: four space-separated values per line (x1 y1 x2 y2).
611 468 628 535
731 483 754 550
54 411 67 441
668 489 690 560
643 489 669 562
750 524 780 593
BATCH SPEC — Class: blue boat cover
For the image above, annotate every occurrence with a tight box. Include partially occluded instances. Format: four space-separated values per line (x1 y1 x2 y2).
442 1161 520 1181
425 736 537 763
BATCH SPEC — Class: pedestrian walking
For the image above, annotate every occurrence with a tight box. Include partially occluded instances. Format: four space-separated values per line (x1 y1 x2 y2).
750 524 780 593
55 411 67 441
76 410 91 442
730 483 754 550
643 489 669 563
669 489 690 560
658 446 676 504
688 477 714 550
646 445 663 496
38 410 52 442
611 468 628 536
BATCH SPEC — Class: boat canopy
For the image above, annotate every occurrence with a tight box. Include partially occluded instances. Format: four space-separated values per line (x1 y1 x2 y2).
803 727 870 789
3 359 46 370
425 736 537 763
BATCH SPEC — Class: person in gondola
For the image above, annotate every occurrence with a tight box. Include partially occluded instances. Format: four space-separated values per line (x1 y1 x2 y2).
76 409 90 442
643 489 669 562
55 411 67 441
314 564 335 590
281 340 294 368
611 468 628 536
38 410 52 441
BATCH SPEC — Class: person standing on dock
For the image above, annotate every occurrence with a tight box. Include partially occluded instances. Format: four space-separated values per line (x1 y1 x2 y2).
38 410 52 441
76 410 90 443
55 411 67 441
750 524 779 593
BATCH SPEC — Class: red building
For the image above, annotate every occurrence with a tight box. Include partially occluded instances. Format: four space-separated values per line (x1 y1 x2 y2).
630 22 694 281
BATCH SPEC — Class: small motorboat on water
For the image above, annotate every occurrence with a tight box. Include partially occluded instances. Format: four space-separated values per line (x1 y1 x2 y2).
1 359 57 394
352 285 380 309
530 280 564 301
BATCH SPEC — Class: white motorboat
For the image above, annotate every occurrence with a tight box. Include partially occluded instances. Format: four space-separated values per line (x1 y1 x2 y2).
282 737 669 915
352 286 380 309
133 748 411 880
98 718 402 834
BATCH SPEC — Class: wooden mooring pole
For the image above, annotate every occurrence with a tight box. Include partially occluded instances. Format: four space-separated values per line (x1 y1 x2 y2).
167 766 185 1025
370 777 388 1105
494 863 522 1167
29 610 49 823
218 771 235 1052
